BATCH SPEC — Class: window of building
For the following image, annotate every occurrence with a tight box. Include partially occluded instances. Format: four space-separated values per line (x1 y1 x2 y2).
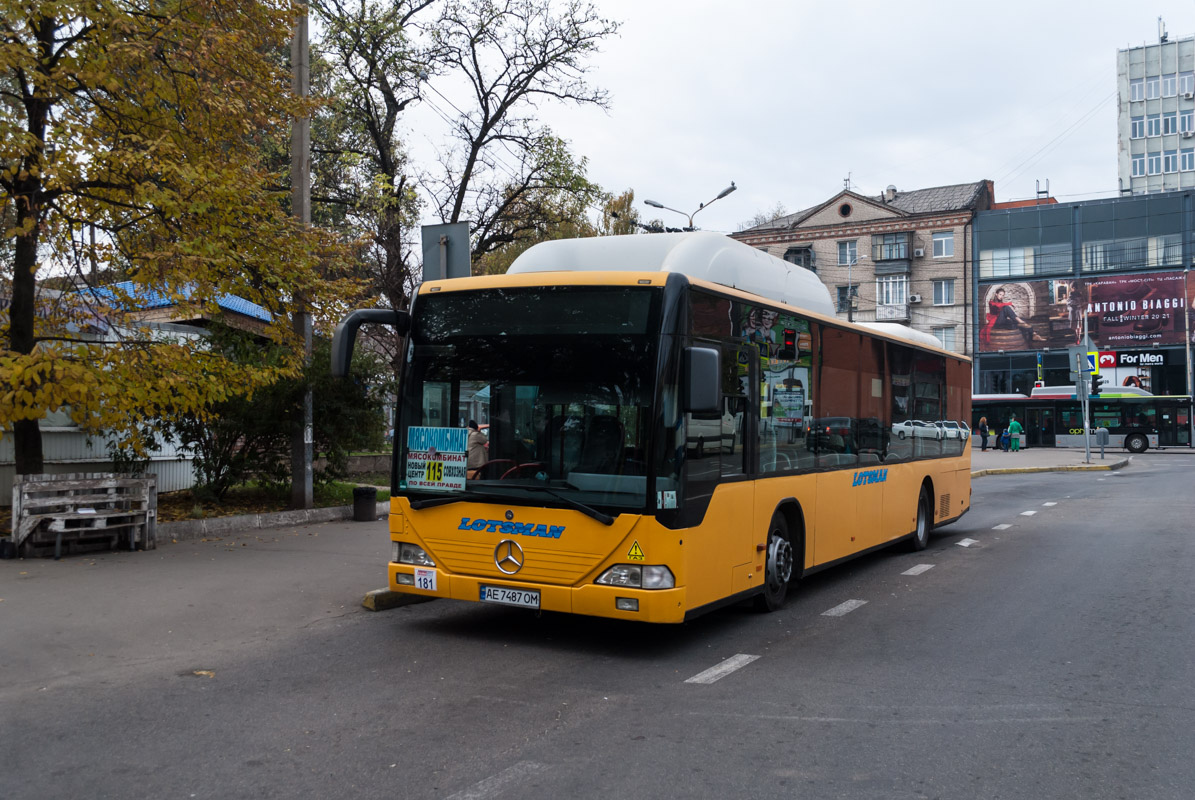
1131 116 1145 138
784 246 814 271
876 275 907 306
1146 75 1160 99
1182 72 1195 94
837 240 857 265
933 279 955 306
1163 73 1178 97
932 326 956 351
1183 149 1195 171
1147 114 1162 137
1165 150 1179 173
1148 151 1162 175
872 232 909 261
836 285 856 313
932 231 954 258
1182 110 1194 133
1164 112 1178 135
1131 78 1145 101
1132 153 1146 176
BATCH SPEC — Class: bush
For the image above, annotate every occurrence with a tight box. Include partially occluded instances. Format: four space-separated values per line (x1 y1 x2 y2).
171 326 393 500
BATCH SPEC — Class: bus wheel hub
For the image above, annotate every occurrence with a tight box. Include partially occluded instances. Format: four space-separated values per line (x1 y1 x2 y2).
767 535 793 590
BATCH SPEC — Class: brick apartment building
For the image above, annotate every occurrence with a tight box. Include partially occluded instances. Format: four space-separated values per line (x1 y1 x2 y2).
731 180 995 355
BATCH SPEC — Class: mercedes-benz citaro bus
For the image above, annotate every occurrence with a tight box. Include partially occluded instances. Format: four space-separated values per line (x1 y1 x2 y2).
332 232 972 623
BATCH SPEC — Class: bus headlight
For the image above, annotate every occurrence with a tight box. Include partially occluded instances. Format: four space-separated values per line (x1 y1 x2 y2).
396 542 435 567
595 564 674 589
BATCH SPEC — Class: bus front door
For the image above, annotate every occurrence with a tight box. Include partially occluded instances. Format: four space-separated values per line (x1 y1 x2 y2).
1027 407 1056 448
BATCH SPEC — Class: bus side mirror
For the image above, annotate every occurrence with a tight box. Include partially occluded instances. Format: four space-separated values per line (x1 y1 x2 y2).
331 308 410 377
684 346 720 414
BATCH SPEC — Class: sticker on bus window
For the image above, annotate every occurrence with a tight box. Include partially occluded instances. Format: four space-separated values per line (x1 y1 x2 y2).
406 426 468 492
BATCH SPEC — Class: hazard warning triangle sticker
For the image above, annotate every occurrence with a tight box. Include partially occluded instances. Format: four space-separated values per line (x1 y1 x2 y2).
627 540 645 561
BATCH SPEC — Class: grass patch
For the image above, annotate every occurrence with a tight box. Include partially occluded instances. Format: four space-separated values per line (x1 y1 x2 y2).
157 481 391 523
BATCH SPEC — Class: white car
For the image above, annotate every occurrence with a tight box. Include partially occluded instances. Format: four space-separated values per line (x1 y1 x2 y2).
934 420 969 440
892 420 941 440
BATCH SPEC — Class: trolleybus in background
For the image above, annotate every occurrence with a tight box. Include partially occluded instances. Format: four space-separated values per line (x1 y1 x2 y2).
972 386 1193 453
333 232 972 623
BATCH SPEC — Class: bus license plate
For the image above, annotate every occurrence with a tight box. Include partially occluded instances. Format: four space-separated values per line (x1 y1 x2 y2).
479 585 540 609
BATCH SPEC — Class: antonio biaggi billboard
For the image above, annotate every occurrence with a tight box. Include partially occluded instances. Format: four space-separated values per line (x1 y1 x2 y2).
979 272 1195 352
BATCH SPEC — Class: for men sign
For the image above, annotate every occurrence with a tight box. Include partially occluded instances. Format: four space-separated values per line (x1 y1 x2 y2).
1117 350 1168 367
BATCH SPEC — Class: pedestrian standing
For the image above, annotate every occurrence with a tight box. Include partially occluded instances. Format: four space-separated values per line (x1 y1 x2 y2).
1008 415 1023 452
978 416 990 451
466 420 488 479
1000 425 1010 452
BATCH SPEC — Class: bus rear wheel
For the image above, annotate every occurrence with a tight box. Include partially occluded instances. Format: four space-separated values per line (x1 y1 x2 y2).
755 512 794 612
908 487 931 551
1125 433 1148 454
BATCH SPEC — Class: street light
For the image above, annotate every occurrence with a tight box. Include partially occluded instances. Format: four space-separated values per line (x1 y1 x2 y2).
644 182 736 230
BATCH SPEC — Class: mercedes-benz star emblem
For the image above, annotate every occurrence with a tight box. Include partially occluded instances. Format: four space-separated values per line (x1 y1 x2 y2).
494 540 524 575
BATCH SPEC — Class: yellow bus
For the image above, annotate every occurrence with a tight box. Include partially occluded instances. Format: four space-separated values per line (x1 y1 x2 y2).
333 232 972 623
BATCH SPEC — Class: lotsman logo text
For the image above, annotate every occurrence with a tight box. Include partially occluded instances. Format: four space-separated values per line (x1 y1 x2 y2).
458 517 564 538
852 468 888 487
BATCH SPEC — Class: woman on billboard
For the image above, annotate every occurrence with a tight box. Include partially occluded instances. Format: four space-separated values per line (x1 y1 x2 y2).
982 287 1045 348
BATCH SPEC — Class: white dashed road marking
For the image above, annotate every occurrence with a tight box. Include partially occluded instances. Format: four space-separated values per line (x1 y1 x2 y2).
445 761 549 800
902 564 935 576
957 538 979 547
1042 502 1057 506
822 599 868 617
993 524 1012 530
684 654 761 685
1020 510 1037 516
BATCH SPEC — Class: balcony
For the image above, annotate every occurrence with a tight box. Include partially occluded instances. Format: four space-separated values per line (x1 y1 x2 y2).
872 241 909 261
872 237 911 274
874 303 910 321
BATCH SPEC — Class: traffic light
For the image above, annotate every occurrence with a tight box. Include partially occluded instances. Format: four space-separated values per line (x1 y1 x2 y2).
1090 373 1105 396
779 328 797 360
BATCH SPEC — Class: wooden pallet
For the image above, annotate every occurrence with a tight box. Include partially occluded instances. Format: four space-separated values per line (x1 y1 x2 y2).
11 473 157 559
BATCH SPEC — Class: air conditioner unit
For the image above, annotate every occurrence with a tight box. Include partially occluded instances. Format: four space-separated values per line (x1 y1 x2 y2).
1184 91 1194 99
913 248 925 258
908 294 922 303
1183 131 1195 139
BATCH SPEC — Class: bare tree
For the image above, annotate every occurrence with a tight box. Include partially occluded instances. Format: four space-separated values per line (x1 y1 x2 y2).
423 0 618 262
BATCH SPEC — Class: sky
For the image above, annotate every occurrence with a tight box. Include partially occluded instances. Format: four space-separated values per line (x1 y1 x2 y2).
408 0 1195 235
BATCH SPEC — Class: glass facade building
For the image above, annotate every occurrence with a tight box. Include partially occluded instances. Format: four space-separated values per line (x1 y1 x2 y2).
974 194 1195 396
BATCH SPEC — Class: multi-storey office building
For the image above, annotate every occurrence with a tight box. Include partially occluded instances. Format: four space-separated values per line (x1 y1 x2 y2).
1117 34 1195 194
974 193 1195 395
733 181 994 355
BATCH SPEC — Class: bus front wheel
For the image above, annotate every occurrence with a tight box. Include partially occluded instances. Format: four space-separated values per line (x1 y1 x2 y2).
755 512 795 612
1125 433 1148 454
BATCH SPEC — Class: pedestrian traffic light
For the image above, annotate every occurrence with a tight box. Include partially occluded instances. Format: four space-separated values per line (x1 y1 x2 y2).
1090 373 1105 396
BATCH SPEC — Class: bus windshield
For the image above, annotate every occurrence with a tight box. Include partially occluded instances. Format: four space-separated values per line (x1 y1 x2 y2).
399 286 661 511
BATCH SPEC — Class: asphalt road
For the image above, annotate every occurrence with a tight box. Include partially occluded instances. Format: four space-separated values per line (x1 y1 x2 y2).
3 453 1194 799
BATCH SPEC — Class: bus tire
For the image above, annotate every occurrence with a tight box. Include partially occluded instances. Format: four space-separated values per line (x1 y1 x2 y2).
908 487 931 552
1125 433 1148 454
754 512 795 612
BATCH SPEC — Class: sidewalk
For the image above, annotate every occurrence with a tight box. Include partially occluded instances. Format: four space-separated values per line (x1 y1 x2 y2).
971 444 1131 477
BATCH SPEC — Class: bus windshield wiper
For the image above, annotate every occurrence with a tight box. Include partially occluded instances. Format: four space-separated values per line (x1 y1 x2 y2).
513 485 614 526
407 489 506 510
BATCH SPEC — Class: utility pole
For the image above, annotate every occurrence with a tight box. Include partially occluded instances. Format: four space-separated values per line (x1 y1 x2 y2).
1081 312 1092 464
290 11 313 509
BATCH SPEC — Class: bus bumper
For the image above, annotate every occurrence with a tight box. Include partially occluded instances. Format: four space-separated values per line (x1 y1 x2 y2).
388 564 688 623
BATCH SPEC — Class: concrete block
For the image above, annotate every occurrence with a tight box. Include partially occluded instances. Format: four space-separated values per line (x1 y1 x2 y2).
362 588 434 612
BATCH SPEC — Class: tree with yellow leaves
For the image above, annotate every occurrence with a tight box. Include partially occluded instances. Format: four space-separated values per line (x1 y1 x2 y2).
1 0 358 474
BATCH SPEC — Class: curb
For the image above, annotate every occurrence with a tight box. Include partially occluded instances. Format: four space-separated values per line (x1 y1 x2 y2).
972 457 1130 478
362 588 434 612
159 500 391 542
